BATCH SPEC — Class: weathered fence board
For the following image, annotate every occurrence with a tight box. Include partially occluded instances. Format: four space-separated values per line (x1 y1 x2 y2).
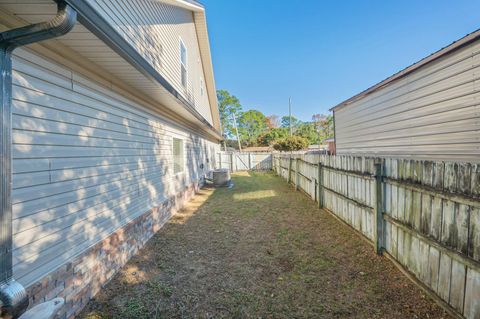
273 153 480 319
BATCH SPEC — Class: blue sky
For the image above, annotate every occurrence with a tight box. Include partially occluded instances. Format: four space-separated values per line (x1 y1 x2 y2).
202 0 480 122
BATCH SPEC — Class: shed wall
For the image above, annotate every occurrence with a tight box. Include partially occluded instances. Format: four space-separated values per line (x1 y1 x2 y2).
11 47 219 288
334 39 480 162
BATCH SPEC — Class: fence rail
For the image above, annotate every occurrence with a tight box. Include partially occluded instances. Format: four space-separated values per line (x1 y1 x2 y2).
273 153 480 319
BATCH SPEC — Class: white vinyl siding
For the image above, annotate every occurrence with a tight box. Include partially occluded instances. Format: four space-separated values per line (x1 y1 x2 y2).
84 0 213 125
10 47 220 288
334 39 480 162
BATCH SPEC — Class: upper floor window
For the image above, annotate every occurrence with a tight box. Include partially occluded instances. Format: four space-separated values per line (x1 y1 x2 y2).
180 39 187 88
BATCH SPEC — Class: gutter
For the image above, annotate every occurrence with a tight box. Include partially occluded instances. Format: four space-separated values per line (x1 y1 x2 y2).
61 0 223 140
0 2 76 317
161 0 205 11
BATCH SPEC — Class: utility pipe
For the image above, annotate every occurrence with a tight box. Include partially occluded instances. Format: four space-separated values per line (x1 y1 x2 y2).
0 2 76 317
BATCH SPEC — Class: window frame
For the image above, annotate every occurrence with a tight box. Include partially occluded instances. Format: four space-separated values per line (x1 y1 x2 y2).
172 137 185 175
179 38 187 88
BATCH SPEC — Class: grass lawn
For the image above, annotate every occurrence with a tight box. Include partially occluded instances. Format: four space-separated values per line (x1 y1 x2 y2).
80 172 451 319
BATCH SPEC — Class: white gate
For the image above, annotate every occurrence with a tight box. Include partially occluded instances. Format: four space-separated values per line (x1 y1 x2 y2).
217 152 272 171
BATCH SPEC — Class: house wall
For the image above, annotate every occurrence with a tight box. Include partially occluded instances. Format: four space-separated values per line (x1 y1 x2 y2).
26 181 200 318
85 0 213 124
10 46 220 294
334 39 480 162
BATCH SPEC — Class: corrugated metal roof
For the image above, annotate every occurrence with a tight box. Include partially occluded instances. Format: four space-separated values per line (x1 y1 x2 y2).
330 28 480 112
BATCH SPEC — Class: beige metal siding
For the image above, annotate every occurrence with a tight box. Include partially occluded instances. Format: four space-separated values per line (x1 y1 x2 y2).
335 40 480 162
85 0 213 124
11 47 219 288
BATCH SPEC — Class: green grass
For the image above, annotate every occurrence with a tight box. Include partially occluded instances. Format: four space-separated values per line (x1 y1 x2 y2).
145 279 173 297
121 300 149 319
79 171 451 319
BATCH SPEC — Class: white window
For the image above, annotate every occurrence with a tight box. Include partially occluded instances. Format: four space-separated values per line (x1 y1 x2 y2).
173 138 184 174
180 39 187 88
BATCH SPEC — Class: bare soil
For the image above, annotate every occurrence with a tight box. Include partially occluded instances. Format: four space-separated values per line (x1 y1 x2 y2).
80 171 452 319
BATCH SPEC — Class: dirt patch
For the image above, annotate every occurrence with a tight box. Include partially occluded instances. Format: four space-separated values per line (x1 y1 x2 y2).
79 171 452 319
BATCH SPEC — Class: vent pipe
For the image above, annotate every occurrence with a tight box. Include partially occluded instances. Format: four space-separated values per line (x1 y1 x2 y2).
0 2 76 317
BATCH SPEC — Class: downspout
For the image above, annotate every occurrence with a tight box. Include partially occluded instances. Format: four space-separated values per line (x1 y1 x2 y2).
0 2 76 317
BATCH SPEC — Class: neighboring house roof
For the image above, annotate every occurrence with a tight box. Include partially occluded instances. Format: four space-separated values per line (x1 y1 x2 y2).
330 29 480 112
308 144 327 149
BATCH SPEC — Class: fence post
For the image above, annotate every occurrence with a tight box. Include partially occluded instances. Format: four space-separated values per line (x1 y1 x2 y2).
374 158 384 255
230 153 234 172
318 161 323 208
288 156 292 184
248 153 252 170
295 157 300 190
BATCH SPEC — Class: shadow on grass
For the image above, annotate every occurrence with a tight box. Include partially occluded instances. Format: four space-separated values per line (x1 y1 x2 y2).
79 171 452 319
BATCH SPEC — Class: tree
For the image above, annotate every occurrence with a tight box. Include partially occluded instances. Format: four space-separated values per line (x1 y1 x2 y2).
281 115 302 132
266 115 280 129
312 113 334 141
217 90 242 140
257 127 289 146
311 114 326 129
320 114 334 139
272 136 309 152
295 122 320 145
237 110 268 146
224 139 241 150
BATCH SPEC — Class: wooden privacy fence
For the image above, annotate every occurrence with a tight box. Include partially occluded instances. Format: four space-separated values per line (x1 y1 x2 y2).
273 153 480 319
217 152 272 171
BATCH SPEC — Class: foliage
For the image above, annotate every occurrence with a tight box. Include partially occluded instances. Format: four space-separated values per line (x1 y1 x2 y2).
281 115 302 130
224 139 241 150
295 122 321 144
217 89 242 139
312 114 334 141
217 89 333 149
257 127 289 146
272 135 310 151
266 115 280 128
237 110 268 145
311 113 326 126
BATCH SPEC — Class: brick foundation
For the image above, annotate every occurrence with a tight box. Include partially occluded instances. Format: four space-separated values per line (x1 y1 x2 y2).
24 180 202 318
